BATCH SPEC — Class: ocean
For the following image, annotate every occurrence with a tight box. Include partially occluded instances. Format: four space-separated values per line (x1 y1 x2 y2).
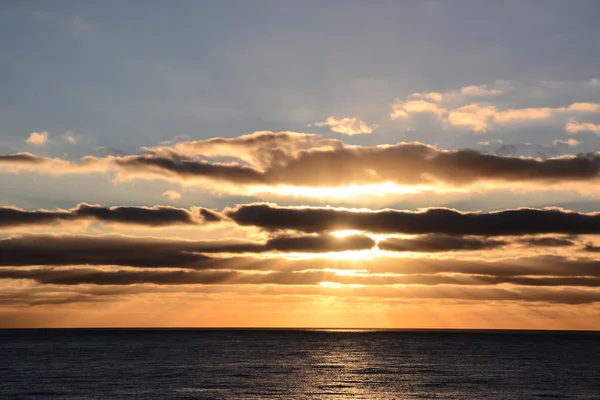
1 329 599 399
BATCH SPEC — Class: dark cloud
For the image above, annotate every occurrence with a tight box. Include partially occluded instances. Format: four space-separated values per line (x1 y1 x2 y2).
518 237 577 247
227 204 600 236
0 292 113 306
4 268 600 307
3 283 600 307
146 131 323 168
3 137 600 188
2 233 598 277
3 268 600 289
378 235 507 252
583 244 600 253
378 234 576 252
355 255 600 279
490 143 561 158
0 234 375 268
115 144 600 187
114 156 266 184
0 203 222 228
0 153 46 164
0 268 238 286
0 235 217 268
265 234 375 252
199 208 223 222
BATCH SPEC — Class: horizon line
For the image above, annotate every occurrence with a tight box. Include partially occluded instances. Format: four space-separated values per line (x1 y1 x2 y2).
2 327 599 333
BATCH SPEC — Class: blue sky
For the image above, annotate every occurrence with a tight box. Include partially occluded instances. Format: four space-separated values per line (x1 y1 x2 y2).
2 1 600 149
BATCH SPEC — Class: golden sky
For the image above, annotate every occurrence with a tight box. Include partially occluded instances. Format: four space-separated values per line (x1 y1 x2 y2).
4 129 600 329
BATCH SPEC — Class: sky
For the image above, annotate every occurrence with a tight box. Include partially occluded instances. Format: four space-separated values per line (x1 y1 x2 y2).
2 0 600 329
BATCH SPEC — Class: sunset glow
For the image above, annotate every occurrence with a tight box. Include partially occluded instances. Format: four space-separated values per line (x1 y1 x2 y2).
2 1 600 332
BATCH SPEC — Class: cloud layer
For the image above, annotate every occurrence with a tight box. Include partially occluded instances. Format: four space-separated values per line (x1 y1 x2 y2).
0 203 222 228
227 204 600 236
2 132 600 198
2 81 600 326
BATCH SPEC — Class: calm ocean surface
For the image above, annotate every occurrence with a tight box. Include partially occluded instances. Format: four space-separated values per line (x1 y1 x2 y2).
1 329 599 399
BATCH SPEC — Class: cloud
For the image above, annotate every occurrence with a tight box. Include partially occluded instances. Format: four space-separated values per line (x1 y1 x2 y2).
446 103 495 132
266 233 375 253
5 231 600 306
4 133 600 196
517 237 577 247
163 190 182 201
26 132 48 146
422 92 445 102
447 103 600 132
406 84 503 106
0 233 376 268
146 131 326 167
4 281 600 308
4 282 600 307
62 131 79 144
0 152 109 174
391 100 445 119
0 227 581 266
355 255 600 278
226 204 600 236
565 120 600 134
460 85 503 97
0 291 114 307
2 251 600 280
553 138 580 146
568 103 600 112
0 203 222 228
4 266 600 288
391 86 600 132
312 117 377 135
0 234 226 269
378 234 576 253
378 235 507 252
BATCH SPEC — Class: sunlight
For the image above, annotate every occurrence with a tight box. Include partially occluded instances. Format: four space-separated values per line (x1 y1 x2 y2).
319 281 365 289
331 231 398 244
247 182 445 199
331 230 363 238
283 249 380 261
326 268 368 276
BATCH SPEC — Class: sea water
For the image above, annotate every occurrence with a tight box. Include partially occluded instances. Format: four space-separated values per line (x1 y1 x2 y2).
1 329 599 399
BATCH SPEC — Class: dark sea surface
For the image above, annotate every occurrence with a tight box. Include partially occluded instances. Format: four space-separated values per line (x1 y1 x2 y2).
1 329 600 399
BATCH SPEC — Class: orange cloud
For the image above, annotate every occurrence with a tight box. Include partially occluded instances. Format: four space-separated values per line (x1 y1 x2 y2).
4 136 600 198
565 120 600 134
460 85 503 96
446 104 496 132
390 81 600 132
313 117 377 135
567 102 600 112
163 190 182 201
553 138 580 146
26 131 48 145
393 100 600 132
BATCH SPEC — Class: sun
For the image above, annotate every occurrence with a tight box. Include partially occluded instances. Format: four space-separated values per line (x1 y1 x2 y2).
330 230 363 238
